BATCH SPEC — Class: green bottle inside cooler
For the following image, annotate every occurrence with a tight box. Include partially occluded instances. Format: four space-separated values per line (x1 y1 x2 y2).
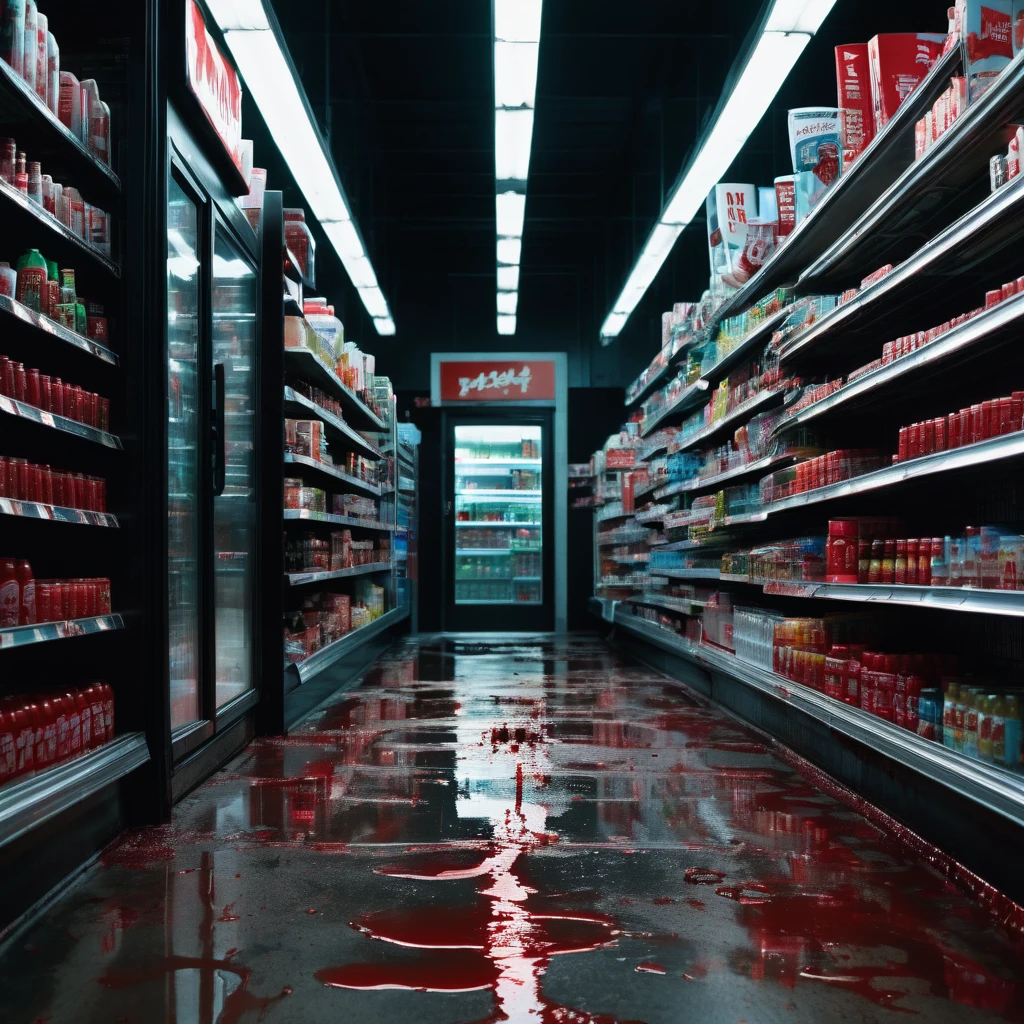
15 247 47 312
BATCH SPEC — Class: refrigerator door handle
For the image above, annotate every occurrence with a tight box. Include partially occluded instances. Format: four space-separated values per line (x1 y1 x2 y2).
213 362 226 496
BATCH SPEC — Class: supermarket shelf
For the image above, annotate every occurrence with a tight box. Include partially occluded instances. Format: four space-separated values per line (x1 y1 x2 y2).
762 580 1024 618
282 509 395 531
641 379 709 437
0 497 119 528
596 503 632 523
697 303 793 386
0 177 119 277
456 457 542 467
283 454 382 497
610 607 1024 830
630 593 705 616
655 452 800 500
284 248 315 291
456 489 542 498
597 532 648 546
707 42 966 327
283 346 387 431
0 58 121 196
766 430 1024 516
456 548 540 556
513 576 542 582
0 614 125 651
779 293 1024 431
802 45 1024 292
399 478 416 493
721 572 752 584
781 173 1024 369
455 599 541 606
283 387 383 459
626 328 712 409
665 388 784 456
0 295 119 366
649 567 721 581
289 605 409 686
456 521 540 528
1 395 122 449
0 733 149 849
633 477 665 499
285 562 391 586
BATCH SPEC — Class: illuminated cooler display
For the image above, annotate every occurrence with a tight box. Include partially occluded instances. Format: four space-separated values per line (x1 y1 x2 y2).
454 425 543 605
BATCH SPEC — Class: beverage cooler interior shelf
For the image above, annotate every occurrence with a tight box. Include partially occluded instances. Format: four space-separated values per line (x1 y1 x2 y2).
0 295 119 366
457 521 539 528
607 606 1024 831
0 614 125 650
457 489 542 499
283 386 382 460
0 733 148 849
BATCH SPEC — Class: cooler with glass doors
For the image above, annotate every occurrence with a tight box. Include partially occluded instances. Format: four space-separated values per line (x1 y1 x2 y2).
165 125 261 773
445 415 554 631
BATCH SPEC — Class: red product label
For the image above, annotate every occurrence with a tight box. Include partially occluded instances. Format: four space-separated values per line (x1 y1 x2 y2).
868 34 946 131
775 179 797 236
970 7 1013 61
835 44 876 160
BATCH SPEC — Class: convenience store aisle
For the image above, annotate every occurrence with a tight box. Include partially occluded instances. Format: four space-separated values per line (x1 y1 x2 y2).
2 636 1023 1023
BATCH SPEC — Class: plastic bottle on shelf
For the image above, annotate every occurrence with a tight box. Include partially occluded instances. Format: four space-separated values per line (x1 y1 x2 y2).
46 30 57 115
0 708 15 783
33 11 45 101
0 558 19 627
0 137 14 184
21 0 35 90
14 559 34 625
28 702 50 772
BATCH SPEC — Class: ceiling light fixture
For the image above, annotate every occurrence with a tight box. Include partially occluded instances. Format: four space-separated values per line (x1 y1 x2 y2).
204 0 395 335
599 0 836 341
493 0 542 337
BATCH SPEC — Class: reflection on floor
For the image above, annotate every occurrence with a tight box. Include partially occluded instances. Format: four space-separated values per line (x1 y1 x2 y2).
2 634 1023 1023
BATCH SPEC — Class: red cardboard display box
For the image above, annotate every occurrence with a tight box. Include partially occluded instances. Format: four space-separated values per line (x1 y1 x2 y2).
867 33 946 132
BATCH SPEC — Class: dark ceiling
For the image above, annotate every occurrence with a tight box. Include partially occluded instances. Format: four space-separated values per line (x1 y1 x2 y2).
255 0 946 393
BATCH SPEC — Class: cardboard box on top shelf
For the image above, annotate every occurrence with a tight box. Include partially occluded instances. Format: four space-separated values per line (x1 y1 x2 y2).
836 44 876 164
867 33 947 132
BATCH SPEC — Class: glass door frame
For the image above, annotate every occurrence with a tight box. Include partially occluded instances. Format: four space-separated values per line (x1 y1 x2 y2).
167 142 261 765
443 410 555 632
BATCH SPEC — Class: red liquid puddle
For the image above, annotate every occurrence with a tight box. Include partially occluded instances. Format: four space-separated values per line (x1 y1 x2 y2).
635 962 666 975
101 830 175 871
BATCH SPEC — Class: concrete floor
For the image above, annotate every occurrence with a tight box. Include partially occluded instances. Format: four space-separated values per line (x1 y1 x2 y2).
2 634 1023 1023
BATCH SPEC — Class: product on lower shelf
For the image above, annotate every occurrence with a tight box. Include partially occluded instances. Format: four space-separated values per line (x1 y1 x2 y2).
283 584 388 663
0 683 114 786
285 531 389 573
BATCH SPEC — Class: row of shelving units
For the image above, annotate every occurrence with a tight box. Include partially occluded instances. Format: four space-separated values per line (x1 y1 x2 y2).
260 193 414 722
592 28 1024 902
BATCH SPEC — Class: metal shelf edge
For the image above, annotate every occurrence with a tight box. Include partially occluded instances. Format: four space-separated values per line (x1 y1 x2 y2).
291 605 410 685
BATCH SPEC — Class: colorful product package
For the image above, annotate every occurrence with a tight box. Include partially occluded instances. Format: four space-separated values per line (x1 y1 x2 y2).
775 175 798 238
1015 0 1024 54
787 108 843 185
705 183 757 290
958 0 1014 98
867 33 946 131
835 44 877 164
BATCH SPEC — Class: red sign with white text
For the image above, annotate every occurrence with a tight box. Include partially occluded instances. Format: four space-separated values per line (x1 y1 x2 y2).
185 0 244 176
439 360 556 402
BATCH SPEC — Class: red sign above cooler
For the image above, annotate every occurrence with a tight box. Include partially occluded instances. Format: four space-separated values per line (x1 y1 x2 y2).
439 360 557 402
185 0 244 176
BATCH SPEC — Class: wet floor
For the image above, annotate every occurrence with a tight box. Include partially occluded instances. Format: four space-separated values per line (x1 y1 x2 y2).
3 634 1024 1023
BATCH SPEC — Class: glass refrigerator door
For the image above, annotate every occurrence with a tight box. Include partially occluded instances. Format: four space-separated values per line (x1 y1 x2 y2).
167 178 202 731
454 425 543 605
211 228 257 709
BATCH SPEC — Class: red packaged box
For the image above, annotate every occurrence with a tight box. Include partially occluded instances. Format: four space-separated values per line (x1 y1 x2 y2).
836 43 877 162
867 33 946 132
775 176 797 238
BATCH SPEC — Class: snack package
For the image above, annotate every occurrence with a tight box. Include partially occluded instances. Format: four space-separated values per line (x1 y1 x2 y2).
835 44 876 164
867 33 946 131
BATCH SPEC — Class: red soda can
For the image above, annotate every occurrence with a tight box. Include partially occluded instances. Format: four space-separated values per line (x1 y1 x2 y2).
0 710 16 781
65 694 82 757
75 692 92 750
54 697 71 762
87 686 105 746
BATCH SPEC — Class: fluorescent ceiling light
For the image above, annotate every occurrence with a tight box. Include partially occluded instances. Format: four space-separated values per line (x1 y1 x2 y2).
494 42 539 108
600 1 834 339
495 109 535 181
497 265 520 290
497 314 517 335
207 0 394 335
358 286 390 319
374 317 396 336
495 0 542 42
497 237 522 266
496 291 519 315
496 191 527 238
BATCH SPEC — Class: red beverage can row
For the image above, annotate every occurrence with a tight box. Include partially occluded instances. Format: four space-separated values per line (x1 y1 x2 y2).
0 684 115 786
0 457 106 511
35 578 112 623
